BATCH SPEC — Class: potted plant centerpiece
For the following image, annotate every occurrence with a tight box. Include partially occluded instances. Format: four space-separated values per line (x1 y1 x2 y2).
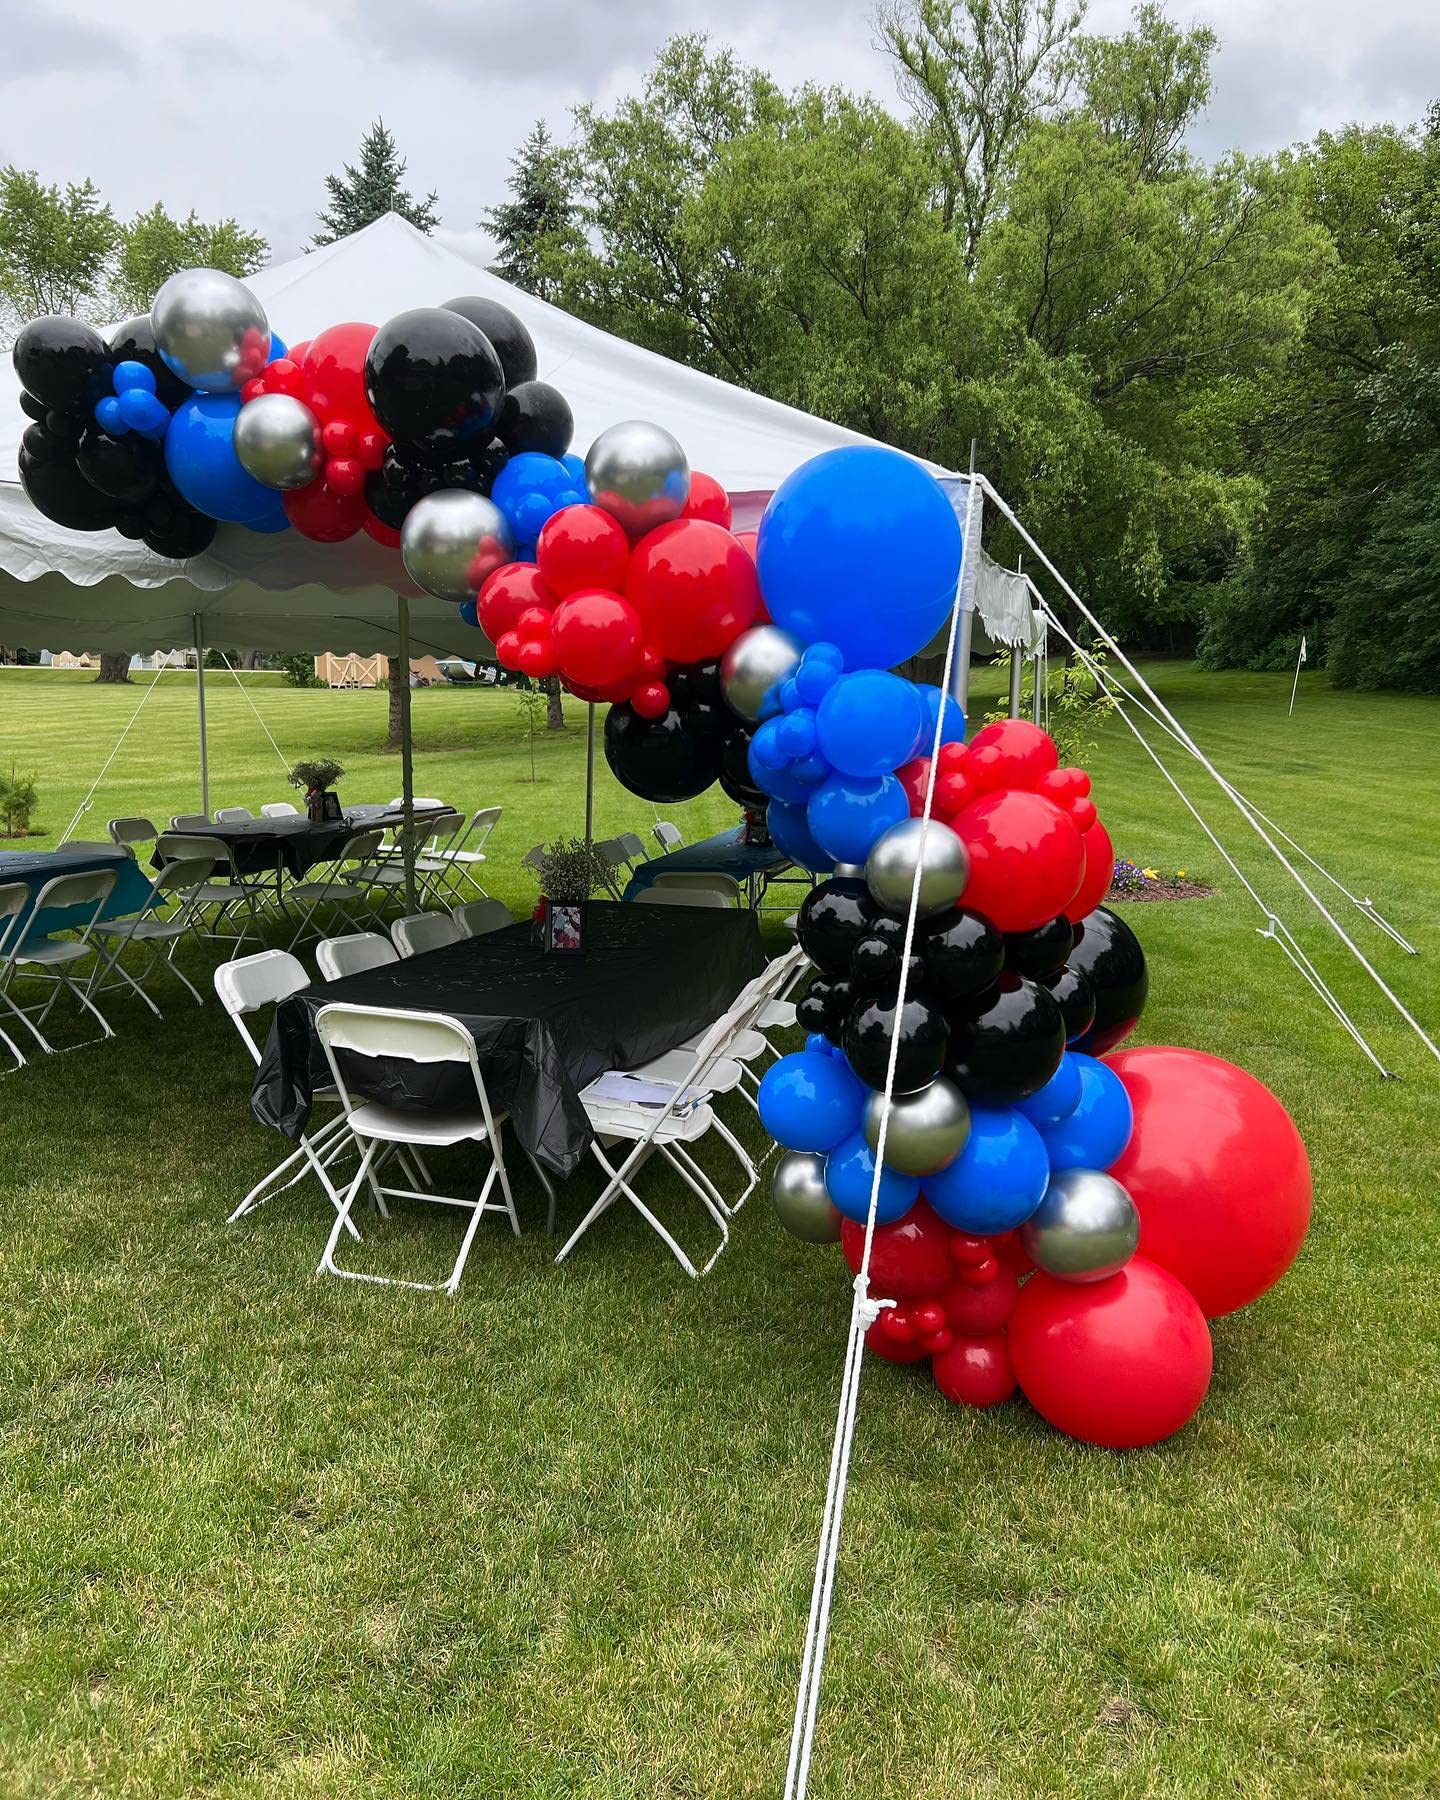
534 838 609 953
289 758 345 823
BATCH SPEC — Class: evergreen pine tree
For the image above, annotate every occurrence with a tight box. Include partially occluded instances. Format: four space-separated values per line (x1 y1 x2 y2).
312 120 439 248
482 122 580 300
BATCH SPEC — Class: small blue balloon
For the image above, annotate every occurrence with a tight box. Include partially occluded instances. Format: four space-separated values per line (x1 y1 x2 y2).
1016 1051 1083 1132
767 799 836 873
794 649 842 706
458 598 480 628
241 496 290 533
923 1105 1049 1233
492 451 573 539
561 452 588 490
1041 1056 1134 1172
268 333 288 361
807 772 909 866
113 359 157 395
777 709 818 759
164 392 278 524
816 670 927 779
916 683 966 753
118 386 170 436
556 487 586 509
824 1130 921 1224
758 1050 865 1153
749 717 789 773
95 395 128 435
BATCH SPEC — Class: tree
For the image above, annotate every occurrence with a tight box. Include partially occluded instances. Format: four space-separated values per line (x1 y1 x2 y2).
1073 2 1215 178
541 674 566 731
0 168 116 333
312 120 439 247
112 205 267 315
483 122 583 301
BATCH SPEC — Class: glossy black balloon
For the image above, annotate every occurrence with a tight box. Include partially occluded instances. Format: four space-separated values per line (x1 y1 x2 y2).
718 723 767 809
603 702 724 804
114 511 148 541
917 907 1005 1005
12 315 110 413
21 423 62 463
669 658 724 711
1067 905 1149 1054
18 391 47 424
142 507 217 559
1005 913 1076 979
44 408 83 442
107 314 192 410
364 307 506 453
1041 961 1097 1043
496 380 574 458
796 877 877 977
469 436 511 495
363 444 438 530
76 427 162 504
843 991 949 1094
18 446 120 531
442 295 538 389
797 975 856 1044
850 932 926 1001
944 972 1066 1105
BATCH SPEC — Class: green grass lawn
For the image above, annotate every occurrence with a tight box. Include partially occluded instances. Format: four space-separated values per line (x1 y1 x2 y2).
1 660 1438 1797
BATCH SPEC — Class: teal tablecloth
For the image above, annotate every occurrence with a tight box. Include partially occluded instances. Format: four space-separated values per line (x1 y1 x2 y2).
0 847 154 941
622 826 792 900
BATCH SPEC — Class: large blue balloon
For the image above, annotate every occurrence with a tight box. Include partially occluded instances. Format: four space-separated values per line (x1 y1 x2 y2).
164 394 277 524
807 773 909 866
492 451 583 542
767 798 835 873
923 1105 1049 1233
1015 1051 1083 1131
758 1050 864 1152
816 671 926 779
917 683 966 752
1040 1055 1134 1171
824 1130 921 1224
756 446 963 669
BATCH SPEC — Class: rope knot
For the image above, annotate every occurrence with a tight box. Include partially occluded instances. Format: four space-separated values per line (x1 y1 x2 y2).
851 1273 895 1331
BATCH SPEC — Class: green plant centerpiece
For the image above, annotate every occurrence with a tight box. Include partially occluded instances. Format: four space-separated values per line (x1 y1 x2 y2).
289 758 345 823
534 837 609 953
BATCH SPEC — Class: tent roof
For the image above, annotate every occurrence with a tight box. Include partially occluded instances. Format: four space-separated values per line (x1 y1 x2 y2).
0 214 951 655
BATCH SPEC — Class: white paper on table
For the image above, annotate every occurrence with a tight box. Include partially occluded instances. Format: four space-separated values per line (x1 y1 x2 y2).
585 1071 711 1113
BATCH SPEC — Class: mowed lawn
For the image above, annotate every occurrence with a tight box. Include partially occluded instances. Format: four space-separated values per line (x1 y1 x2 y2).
1 660 1438 1798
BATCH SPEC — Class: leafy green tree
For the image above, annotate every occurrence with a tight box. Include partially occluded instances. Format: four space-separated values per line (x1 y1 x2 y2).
312 120 439 247
112 205 267 314
483 122 583 300
0 167 116 328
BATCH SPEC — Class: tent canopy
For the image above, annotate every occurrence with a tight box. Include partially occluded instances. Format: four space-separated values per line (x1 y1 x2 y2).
0 213 948 656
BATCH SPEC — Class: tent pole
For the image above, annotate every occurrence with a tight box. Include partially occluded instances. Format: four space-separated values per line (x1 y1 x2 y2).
396 598 417 915
1007 554 1025 719
584 704 596 844
192 613 210 816
948 459 983 718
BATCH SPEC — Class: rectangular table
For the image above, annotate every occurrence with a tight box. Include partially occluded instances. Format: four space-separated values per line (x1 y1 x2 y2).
0 846 155 939
251 902 765 1176
162 803 460 879
622 825 793 905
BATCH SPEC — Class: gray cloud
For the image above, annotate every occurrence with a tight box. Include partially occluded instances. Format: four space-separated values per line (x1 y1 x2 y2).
0 6 136 80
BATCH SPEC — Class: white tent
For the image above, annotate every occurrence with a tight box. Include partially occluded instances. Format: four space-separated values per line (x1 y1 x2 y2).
0 213 949 659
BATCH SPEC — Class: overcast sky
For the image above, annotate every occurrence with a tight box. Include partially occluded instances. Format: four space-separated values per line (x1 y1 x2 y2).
4 0 1437 267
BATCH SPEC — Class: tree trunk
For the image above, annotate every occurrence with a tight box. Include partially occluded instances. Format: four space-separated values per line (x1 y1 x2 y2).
542 675 565 731
95 651 131 685
387 654 409 747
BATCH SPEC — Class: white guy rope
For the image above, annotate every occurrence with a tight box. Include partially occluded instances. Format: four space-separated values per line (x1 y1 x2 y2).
56 663 168 845
215 652 293 778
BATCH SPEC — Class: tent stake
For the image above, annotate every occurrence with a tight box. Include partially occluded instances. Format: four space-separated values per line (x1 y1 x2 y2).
396 597 418 915
192 614 210 816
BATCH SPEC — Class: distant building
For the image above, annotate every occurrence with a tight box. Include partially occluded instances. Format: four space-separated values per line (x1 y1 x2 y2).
313 653 463 688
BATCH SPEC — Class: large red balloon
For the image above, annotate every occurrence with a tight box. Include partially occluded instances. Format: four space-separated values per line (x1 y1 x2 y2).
537 503 631 597
283 481 366 542
953 789 1085 933
301 322 379 424
1009 1257 1212 1447
626 518 760 664
477 563 556 643
551 589 644 688
1065 817 1116 923
967 719 1059 789
1106 1047 1312 1317
932 1333 1016 1407
841 1197 953 1302
681 470 733 528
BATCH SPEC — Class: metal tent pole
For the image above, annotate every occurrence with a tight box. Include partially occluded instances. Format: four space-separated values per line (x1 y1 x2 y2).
948 462 984 718
584 703 596 844
1007 556 1025 719
192 613 210 816
396 598 418 915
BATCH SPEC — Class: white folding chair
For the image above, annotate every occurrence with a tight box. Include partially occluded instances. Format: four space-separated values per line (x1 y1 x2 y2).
314 1003 533 1294
87 853 219 1015
348 820 457 914
652 821 684 852
594 837 633 898
108 817 158 857
156 831 265 959
0 868 118 1054
392 911 464 959
522 843 546 874
262 802 300 819
284 829 384 952
428 805 501 899
316 932 399 982
0 884 34 1068
649 871 744 907
215 806 254 822
637 883 737 911
171 813 211 829
452 899 512 939
618 831 650 866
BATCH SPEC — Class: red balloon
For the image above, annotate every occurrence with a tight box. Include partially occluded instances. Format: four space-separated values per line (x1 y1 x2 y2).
301 322 378 424
932 1333 1016 1407
1106 1047 1312 1317
357 427 388 472
516 637 559 677
286 339 311 366
322 418 359 457
626 518 760 664
682 470 732 528
1064 818 1115 923
263 358 302 397
325 455 365 497
735 528 758 561
968 719 1060 789
897 755 932 817
841 1197 954 1302
551 589 645 687
953 789 1085 933
477 563 556 643
562 675 634 704
1009 1257 1213 1448
537 504 631 597
283 481 366 542
941 1265 1018 1335
362 510 401 549
632 680 671 719
866 1312 930 1364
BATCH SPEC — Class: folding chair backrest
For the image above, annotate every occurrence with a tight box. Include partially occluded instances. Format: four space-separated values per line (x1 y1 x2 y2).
652 821 683 852
215 806 253 822
108 816 157 849
156 832 229 872
452 899 511 938
651 871 744 904
595 837 629 869
522 843 545 873
637 886 732 910
0 882 28 957
261 802 299 818
214 950 310 1065
388 796 444 811
316 1003 473 1066
317 932 399 981
156 855 219 894
172 813 210 829
392 911 463 958
29 868 116 917
618 832 648 864
470 805 501 845
343 829 383 863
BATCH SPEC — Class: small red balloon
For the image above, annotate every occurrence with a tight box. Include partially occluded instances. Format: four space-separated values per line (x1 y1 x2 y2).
362 510 401 549
325 456 365 497
1106 1047 1312 1317
562 676 635 704
841 1197 954 1302
932 1334 1016 1407
866 1313 929 1364
283 481 365 542
551 589 645 688
626 518 760 664
301 322 378 424
322 418 358 457
897 756 932 818
954 789 1085 933
941 1265 1018 1336
681 470 732 528
477 563 556 644
968 719 1060 789
1064 818 1116 923
516 637 559 677
263 358 301 397
1009 1257 1213 1448
357 427 388 471
241 377 265 405
632 680 671 719
537 503 631 597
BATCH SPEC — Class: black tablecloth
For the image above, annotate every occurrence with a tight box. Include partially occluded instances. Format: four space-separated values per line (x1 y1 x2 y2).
250 903 765 1176
160 804 456 878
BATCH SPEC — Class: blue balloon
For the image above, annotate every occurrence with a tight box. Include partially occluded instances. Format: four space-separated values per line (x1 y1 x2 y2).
492 451 574 540
756 446 963 669
268 333 288 361
767 799 836 872
164 393 276 523
923 1105 1049 1233
917 683 966 753
117 386 170 437
758 1050 865 1153
458 598 480 628
1015 1051 1083 1131
1041 1056 1134 1172
824 1130 921 1224
816 671 927 779
95 395 128 435
561 452 589 491
807 773 909 865
240 493 289 533
113 359 157 395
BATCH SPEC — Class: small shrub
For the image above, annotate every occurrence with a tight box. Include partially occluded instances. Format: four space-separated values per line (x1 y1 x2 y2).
277 655 319 689
0 765 38 837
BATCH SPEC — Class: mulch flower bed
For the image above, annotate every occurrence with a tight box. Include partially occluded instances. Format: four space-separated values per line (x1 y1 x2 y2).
1107 858 1214 903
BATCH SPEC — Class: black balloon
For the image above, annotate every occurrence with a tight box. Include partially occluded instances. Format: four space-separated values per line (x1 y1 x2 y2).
469 436 511 495
114 511 148 541
443 295 538 390
669 658 724 709
718 723 767 809
843 992 949 1094
1067 906 1149 1055
142 509 217 559
76 427 162 504
797 975 855 1044
21 422 62 463
364 307 506 453
944 973 1066 1105
849 916 924 999
18 391 47 425
603 702 725 804
496 380 574 458
18 443 120 531
364 444 440 530
917 907 1005 1005
1041 962 1097 1043
12 315 110 414
1005 913 1076 979
45 408 84 441
107 314 191 410
797 877 877 978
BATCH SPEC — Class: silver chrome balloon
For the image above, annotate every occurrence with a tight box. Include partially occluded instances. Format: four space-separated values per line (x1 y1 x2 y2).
234 393 322 490
865 817 970 919
401 490 516 604
862 1077 970 1177
151 267 270 393
720 624 804 722
584 419 690 537
1020 1168 1140 1283
770 1151 843 1243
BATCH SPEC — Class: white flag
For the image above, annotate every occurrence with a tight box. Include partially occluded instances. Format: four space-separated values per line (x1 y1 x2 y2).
1298 635 1308 664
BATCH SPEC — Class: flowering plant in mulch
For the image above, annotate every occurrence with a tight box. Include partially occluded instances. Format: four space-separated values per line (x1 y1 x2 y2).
1108 859 1213 902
